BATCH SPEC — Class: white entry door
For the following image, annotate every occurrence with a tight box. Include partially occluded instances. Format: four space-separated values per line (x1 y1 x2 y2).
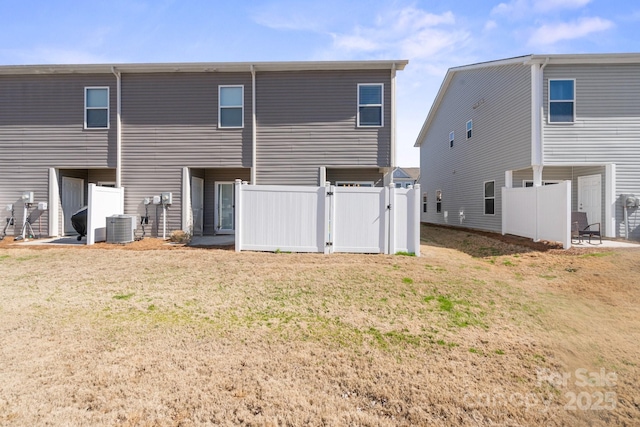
191 176 204 236
578 174 602 226
61 177 84 235
215 182 234 234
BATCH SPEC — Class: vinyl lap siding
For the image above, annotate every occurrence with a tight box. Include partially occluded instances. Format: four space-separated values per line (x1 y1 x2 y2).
543 64 640 238
419 64 532 233
256 70 391 185
121 73 252 236
0 74 116 236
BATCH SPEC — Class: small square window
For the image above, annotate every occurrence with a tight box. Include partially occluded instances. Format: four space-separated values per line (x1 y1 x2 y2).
358 84 383 127
449 131 454 148
484 181 495 215
466 120 472 139
436 190 442 213
219 85 244 128
85 87 109 129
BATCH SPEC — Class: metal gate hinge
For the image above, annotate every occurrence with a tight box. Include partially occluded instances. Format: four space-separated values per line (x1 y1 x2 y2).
327 192 334 196
326 242 333 246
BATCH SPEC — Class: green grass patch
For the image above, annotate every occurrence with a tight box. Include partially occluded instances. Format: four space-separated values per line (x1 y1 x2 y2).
395 251 415 256
402 277 414 284
579 251 614 258
113 293 135 300
0 254 10 261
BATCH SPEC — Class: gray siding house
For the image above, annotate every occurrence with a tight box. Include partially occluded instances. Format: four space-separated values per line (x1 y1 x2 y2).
416 54 640 240
0 60 407 238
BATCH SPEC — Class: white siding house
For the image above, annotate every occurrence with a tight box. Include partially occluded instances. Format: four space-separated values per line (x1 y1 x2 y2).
416 54 640 241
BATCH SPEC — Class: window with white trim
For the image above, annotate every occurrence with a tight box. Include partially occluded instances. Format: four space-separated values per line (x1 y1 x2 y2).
85 87 109 129
219 85 244 128
484 181 495 215
336 181 374 187
436 190 442 213
422 192 427 213
549 79 575 123
449 131 454 148
357 84 383 127
466 120 472 139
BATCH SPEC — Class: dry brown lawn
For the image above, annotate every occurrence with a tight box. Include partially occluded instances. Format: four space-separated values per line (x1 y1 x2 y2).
0 226 638 426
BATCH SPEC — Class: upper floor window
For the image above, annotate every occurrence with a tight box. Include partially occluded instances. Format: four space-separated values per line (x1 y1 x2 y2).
422 192 427 213
219 85 244 128
85 87 109 129
549 79 575 123
466 120 473 139
484 181 495 215
449 131 454 148
358 84 383 127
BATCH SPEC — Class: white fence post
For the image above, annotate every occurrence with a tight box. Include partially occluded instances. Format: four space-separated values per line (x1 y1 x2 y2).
323 182 331 254
234 179 242 252
388 183 396 255
412 184 421 256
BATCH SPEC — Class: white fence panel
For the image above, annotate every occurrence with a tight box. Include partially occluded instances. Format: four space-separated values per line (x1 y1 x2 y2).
536 181 571 248
86 184 125 245
235 181 421 255
332 186 388 253
502 181 571 249
502 187 537 239
390 184 421 256
236 182 328 253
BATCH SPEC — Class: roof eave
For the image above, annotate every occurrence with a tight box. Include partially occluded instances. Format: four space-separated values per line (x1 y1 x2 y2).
0 60 409 75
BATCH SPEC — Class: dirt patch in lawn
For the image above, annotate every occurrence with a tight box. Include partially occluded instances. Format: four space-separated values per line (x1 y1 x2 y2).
0 225 638 426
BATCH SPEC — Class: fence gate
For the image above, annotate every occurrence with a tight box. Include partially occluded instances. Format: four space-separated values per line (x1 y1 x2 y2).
331 186 388 253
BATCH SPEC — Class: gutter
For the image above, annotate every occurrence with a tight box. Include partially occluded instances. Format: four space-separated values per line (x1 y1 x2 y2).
111 67 122 188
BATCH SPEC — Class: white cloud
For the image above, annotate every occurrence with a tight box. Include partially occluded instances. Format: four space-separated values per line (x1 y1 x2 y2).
492 0 591 16
328 7 468 60
484 20 498 31
528 16 614 45
532 0 591 12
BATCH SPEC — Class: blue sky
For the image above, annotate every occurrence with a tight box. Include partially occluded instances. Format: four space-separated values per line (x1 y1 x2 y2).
1 0 638 166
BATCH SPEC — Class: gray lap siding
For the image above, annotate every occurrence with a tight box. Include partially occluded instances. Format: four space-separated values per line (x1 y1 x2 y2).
0 74 116 236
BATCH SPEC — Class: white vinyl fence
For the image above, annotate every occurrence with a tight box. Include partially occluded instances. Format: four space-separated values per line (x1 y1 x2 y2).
86 184 125 245
502 180 571 249
235 180 420 255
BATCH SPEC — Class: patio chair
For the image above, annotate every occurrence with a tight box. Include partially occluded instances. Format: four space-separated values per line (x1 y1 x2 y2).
571 211 601 244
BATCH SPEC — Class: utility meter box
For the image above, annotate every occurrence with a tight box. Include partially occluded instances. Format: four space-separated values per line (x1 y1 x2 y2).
22 191 34 204
38 202 48 211
152 195 161 205
161 192 172 205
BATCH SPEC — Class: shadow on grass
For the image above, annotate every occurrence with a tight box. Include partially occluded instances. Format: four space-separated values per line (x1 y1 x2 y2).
420 223 562 258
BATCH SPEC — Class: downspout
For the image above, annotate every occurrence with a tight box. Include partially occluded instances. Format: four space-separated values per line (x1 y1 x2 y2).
111 67 122 188
390 62 397 173
250 65 257 184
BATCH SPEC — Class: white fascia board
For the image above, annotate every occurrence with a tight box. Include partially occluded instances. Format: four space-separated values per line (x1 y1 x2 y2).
0 60 409 75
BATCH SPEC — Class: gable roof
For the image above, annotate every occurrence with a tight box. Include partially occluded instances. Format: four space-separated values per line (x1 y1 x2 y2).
0 60 408 76
414 53 640 147
393 167 420 180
